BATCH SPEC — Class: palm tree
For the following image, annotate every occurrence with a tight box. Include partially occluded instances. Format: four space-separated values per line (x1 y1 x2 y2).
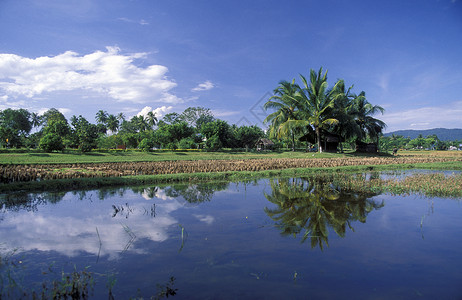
96 110 108 125
296 67 341 152
351 92 386 146
131 115 148 132
146 111 157 129
31 112 43 130
106 114 119 134
117 112 125 122
264 80 300 151
95 110 108 134
330 80 362 150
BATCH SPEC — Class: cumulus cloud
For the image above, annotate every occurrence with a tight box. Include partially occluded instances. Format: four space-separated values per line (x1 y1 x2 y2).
0 46 180 104
136 105 174 118
192 80 214 92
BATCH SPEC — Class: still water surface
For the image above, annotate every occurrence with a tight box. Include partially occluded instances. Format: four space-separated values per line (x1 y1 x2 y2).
1 174 461 299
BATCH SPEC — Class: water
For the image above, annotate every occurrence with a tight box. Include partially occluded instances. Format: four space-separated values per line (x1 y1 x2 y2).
1 174 461 299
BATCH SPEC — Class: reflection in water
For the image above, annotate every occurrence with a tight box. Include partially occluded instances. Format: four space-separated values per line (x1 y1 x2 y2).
264 177 384 250
0 182 228 261
2 176 462 299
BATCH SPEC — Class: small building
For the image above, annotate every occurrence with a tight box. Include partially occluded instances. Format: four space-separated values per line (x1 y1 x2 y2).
299 130 341 152
256 138 275 151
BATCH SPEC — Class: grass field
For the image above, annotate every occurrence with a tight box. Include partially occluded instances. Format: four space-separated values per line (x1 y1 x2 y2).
1 149 462 193
0 149 347 164
2 149 462 165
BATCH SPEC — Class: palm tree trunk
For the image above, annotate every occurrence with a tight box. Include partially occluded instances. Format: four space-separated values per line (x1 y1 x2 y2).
291 130 295 151
316 127 322 153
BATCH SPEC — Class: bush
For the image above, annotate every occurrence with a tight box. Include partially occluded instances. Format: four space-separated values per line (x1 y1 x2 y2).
206 135 222 151
178 138 197 149
139 138 154 151
39 133 64 152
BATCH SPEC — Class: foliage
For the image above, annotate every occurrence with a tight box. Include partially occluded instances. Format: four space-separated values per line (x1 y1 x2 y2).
139 138 155 151
233 125 265 150
0 108 32 148
70 116 100 152
201 119 233 150
178 137 197 149
40 133 65 152
264 67 386 153
179 106 215 129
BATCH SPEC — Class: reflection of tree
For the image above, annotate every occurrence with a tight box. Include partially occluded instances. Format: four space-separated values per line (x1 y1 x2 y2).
264 177 384 250
162 182 229 204
0 192 58 214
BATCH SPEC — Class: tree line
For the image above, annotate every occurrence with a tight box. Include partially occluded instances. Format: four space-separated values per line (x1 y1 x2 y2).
380 134 462 151
0 107 266 152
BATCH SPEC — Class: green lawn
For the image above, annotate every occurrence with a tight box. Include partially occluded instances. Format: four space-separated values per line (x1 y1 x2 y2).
0 149 354 164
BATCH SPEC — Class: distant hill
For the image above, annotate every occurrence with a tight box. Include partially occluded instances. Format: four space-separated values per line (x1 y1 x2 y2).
384 128 462 141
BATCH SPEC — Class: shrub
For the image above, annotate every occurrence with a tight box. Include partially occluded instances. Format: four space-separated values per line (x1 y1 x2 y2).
139 138 154 151
39 133 64 152
178 137 197 149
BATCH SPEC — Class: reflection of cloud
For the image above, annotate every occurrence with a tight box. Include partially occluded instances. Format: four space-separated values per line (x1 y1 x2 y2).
194 214 215 225
0 188 184 260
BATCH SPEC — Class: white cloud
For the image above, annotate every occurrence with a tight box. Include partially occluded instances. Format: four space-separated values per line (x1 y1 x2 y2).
136 105 174 119
118 17 149 25
381 101 462 132
0 47 180 104
213 109 241 117
192 80 214 92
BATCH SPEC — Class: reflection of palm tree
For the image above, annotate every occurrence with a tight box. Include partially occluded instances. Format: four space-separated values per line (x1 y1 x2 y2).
264 177 383 250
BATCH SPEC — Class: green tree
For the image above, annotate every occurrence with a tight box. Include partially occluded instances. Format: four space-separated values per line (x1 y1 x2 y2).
139 137 154 151
234 125 265 150
350 92 386 146
70 115 100 152
296 67 341 152
264 80 300 151
106 114 119 133
200 119 232 150
154 121 195 149
162 112 181 125
39 133 64 152
38 118 70 152
42 108 67 126
146 111 158 129
95 110 109 134
131 115 149 132
0 108 32 148
180 107 215 129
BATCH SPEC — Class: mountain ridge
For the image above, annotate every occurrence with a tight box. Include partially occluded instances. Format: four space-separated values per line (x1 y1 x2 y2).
383 128 462 141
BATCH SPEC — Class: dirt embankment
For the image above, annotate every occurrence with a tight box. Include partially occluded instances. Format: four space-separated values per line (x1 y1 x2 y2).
1 156 460 183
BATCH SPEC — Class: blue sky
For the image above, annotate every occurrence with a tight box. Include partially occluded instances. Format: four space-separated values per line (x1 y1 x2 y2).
1 0 461 132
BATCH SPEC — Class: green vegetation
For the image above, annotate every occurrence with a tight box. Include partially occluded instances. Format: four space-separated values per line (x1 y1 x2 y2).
0 149 349 164
264 67 385 152
0 250 177 299
0 106 268 153
380 133 462 151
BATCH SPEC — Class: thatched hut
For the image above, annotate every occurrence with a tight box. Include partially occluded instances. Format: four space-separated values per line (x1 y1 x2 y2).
256 138 275 151
299 130 341 152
